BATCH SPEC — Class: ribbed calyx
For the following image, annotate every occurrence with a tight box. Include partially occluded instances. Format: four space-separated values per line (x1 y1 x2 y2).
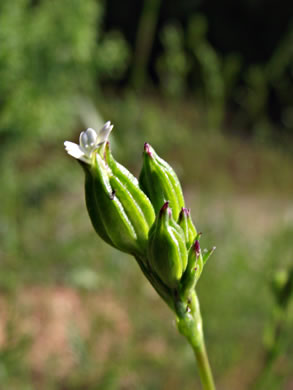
178 208 197 249
82 140 155 258
139 143 185 221
148 201 188 289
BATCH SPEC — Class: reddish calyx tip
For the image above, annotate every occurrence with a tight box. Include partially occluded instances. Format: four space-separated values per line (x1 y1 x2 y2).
160 201 171 217
183 207 190 217
104 142 110 163
161 201 169 211
179 207 190 222
144 142 153 157
104 141 110 151
194 240 201 257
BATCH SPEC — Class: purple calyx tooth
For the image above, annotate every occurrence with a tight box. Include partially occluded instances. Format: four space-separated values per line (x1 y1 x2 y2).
144 142 153 158
194 240 201 257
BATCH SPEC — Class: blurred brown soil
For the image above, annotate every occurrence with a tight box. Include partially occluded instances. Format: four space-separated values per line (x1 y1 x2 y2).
0 286 131 377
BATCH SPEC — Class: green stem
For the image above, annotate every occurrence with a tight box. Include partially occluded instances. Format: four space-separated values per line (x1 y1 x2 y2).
177 292 216 390
135 255 216 389
192 339 216 390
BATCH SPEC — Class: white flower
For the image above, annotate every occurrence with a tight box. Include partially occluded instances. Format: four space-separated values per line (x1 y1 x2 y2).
64 121 113 163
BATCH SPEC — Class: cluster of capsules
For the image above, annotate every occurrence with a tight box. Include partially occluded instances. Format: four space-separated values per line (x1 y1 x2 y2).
65 122 215 311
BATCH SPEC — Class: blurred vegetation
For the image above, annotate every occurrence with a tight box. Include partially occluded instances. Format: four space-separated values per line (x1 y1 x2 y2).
0 0 293 389
0 0 129 142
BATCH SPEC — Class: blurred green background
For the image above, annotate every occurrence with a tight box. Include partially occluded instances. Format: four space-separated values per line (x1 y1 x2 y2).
0 0 293 389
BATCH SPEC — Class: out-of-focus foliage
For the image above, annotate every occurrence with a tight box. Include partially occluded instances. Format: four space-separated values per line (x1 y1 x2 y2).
157 14 242 130
156 14 293 136
0 0 129 142
131 0 162 89
237 24 293 137
187 15 241 130
156 24 190 98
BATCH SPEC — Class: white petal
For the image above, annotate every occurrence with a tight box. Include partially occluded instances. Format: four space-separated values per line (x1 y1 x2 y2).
97 121 113 145
79 131 88 150
79 128 99 154
64 141 88 163
80 128 97 148
86 128 98 146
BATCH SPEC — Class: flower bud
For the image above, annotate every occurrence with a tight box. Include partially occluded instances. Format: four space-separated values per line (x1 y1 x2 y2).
180 239 215 299
178 208 197 248
180 239 202 299
148 202 188 289
139 143 185 220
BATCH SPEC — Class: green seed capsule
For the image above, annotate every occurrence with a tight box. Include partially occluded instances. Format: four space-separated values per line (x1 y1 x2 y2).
148 202 188 289
155 153 185 210
139 143 185 220
83 165 115 248
180 239 202 299
104 142 155 229
88 153 142 255
168 215 189 273
180 239 215 299
109 175 150 255
178 208 197 249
